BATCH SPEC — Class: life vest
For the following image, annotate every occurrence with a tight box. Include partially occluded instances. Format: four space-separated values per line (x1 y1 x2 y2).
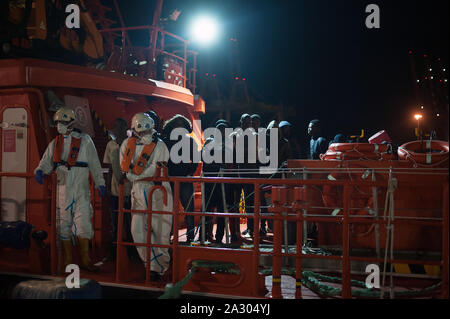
53 135 82 168
120 138 157 175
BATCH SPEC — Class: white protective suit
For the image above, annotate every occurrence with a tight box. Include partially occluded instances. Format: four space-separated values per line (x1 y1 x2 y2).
34 130 105 240
119 136 173 275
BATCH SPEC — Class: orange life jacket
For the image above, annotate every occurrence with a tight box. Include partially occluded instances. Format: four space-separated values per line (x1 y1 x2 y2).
120 137 157 175
53 135 82 168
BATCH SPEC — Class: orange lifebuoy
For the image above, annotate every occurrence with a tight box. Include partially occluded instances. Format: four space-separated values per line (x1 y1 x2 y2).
321 151 396 161
321 151 380 161
321 143 392 161
329 143 389 153
398 140 449 166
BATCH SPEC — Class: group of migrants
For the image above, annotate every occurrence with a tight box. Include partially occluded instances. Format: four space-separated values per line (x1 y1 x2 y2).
33 106 329 280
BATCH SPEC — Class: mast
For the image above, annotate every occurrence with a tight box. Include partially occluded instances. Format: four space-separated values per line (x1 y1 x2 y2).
150 0 163 61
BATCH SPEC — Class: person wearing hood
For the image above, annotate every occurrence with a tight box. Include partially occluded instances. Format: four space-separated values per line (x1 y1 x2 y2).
162 114 199 243
34 107 106 272
308 119 328 159
278 121 294 167
145 110 163 140
119 112 173 281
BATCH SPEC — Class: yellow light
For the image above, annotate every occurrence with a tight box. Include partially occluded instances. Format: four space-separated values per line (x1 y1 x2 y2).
414 114 423 120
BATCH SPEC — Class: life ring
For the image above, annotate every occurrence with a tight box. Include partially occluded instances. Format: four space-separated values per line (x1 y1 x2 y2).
321 151 380 161
398 140 449 166
322 143 392 161
329 143 388 153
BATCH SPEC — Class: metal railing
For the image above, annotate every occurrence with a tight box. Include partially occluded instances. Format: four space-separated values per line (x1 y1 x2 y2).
2 166 447 298
99 25 197 92
107 168 449 299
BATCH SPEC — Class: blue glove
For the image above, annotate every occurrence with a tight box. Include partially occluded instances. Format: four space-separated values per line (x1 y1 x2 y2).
35 170 46 185
97 185 106 198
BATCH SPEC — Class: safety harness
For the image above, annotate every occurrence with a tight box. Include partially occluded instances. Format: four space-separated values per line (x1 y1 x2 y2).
53 134 87 169
120 137 157 175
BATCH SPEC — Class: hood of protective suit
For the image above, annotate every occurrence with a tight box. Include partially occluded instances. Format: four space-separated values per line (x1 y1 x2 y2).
57 123 69 135
139 132 153 145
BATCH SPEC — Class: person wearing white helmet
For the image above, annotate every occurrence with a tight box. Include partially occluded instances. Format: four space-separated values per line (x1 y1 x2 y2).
119 112 173 280
34 106 106 272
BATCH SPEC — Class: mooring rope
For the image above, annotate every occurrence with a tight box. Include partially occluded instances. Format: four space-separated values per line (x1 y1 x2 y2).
158 261 442 299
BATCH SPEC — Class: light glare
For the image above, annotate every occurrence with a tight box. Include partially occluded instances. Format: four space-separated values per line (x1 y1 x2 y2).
190 16 219 45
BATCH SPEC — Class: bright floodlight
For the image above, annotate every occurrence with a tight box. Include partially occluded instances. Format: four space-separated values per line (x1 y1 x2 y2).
190 16 219 44
414 114 423 120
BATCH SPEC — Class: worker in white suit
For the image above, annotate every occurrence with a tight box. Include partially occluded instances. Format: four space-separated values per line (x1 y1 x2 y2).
119 113 173 280
34 107 106 272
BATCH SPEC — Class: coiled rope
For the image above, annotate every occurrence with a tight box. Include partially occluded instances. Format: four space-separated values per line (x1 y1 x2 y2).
158 260 240 299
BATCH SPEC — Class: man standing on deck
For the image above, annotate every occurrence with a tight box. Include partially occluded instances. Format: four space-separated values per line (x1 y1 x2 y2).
231 114 258 239
34 107 106 272
308 119 328 159
103 118 138 262
251 114 269 236
162 114 199 243
119 113 173 281
202 121 236 244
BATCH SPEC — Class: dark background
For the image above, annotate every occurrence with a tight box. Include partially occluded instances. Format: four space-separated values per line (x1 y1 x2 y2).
117 0 449 154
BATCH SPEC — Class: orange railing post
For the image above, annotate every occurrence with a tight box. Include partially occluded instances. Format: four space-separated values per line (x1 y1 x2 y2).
270 186 283 299
252 181 260 296
342 184 351 299
50 173 57 275
172 180 180 284
145 186 152 284
442 181 449 299
146 184 168 284
293 187 304 299
295 211 303 299
115 183 125 282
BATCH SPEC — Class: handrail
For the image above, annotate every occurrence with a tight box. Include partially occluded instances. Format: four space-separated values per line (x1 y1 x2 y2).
0 172 34 177
0 171 57 274
99 25 189 45
99 24 195 90
111 173 449 299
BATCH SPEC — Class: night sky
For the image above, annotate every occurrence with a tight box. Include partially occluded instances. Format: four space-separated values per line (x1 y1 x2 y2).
117 0 449 151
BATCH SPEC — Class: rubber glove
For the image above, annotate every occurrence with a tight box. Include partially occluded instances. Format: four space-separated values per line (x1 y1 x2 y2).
35 170 46 185
97 185 106 198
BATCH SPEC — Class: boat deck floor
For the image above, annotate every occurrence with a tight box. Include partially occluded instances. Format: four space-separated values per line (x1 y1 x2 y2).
0 224 442 299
